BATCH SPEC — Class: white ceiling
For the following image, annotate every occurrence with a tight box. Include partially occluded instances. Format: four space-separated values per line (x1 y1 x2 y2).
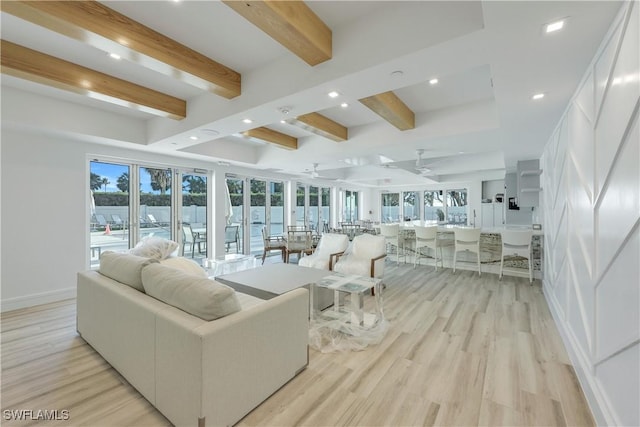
0 1 623 187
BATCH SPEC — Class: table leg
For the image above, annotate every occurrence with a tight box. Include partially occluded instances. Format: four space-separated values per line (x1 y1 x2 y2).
350 291 364 325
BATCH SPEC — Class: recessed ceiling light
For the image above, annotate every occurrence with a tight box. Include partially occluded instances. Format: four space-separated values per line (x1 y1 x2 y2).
429 78 439 85
242 118 253 124
545 19 565 33
280 119 286 124
109 53 121 60
201 129 219 136
328 91 339 98
340 102 349 108
390 70 404 78
189 136 199 140
532 93 545 100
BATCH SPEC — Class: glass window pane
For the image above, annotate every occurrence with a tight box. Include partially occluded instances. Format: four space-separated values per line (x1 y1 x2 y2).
309 186 319 231
321 187 330 231
226 177 244 253
403 191 418 221
90 161 130 268
296 183 306 227
270 181 284 237
250 179 266 255
140 167 172 241
182 174 207 261
381 193 399 223
424 190 444 222
447 189 468 225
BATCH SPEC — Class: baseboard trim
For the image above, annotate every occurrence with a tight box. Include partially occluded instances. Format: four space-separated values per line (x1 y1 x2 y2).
1 287 76 313
542 279 617 426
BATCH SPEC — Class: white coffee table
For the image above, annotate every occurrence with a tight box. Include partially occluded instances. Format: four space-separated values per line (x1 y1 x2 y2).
215 263 334 310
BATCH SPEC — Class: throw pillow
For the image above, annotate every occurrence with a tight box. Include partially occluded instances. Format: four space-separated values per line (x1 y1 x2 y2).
129 236 179 260
99 251 159 292
160 257 207 277
141 263 241 321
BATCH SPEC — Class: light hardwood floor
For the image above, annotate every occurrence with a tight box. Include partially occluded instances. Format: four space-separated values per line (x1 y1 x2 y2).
1 262 594 426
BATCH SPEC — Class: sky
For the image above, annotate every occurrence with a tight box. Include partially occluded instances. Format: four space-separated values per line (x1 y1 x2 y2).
91 161 161 194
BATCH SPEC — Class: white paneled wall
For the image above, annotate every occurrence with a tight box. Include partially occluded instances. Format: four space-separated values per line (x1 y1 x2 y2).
541 3 639 426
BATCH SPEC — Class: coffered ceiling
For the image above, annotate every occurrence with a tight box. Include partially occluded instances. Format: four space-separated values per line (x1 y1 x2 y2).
0 1 623 187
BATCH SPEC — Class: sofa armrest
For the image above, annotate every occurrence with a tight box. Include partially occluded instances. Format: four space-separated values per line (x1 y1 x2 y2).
154 287 309 427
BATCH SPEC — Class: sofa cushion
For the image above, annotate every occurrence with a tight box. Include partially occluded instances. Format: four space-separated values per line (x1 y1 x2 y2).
142 263 241 321
99 251 159 292
160 257 207 277
130 237 179 260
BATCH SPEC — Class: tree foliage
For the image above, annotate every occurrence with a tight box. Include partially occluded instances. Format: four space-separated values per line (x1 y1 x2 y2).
183 176 206 194
90 172 102 191
117 172 129 193
147 168 171 195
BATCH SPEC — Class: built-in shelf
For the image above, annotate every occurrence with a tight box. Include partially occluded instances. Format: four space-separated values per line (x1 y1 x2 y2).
521 187 542 193
520 169 543 177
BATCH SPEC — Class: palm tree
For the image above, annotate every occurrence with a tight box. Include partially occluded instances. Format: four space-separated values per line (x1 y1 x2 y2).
101 177 110 193
90 172 102 191
148 169 171 195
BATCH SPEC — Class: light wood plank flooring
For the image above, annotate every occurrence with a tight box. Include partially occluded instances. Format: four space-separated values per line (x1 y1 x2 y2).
1 263 593 426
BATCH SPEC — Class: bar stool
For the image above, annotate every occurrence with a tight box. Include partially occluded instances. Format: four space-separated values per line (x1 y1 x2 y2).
379 223 404 265
500 229 533 283
414 225 442 270
452 227 482 276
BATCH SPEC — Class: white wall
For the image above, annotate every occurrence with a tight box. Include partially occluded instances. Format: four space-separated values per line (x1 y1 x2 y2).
0 130 217 311
541 3 639 425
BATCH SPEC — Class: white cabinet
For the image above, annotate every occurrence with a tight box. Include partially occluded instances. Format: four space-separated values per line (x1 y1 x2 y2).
481 202 504 227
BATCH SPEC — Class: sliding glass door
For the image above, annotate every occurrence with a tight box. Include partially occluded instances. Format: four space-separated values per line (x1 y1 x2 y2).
138 166 172 242
226 177 245 254
181 173 207 261
89 161 130 267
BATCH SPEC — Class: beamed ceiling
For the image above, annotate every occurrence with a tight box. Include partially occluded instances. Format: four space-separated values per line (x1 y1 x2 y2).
0 1 623 187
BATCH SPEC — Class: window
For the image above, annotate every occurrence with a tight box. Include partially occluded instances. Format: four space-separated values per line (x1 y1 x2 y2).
424 190 444 222
381 193 399 223
447 189 468 225
90 161 130 267
321 187 331 231
343 190 359 222
296 183 306 227
402 191 419 221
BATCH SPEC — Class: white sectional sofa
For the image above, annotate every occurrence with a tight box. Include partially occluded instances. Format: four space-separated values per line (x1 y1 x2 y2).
77 252 309 427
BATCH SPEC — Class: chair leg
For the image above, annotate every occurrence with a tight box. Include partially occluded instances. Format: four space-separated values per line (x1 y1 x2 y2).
262 250 267 265
528 257 533 284
477 251 481 276
499 255 504 280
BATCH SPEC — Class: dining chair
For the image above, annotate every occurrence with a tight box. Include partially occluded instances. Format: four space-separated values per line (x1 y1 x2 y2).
285 230 313 263
500 229 534 283
261 227 286 264
182 224 206 258
379 223 405 265
224 225 240 253
414 225 442 270
452 227 482 275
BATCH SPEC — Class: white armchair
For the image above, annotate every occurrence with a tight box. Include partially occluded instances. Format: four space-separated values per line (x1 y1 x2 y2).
298 233 349 271
333 234 387 280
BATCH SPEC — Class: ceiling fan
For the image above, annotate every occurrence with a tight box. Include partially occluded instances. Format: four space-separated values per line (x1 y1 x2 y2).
415 149 433 174
302 163 338 180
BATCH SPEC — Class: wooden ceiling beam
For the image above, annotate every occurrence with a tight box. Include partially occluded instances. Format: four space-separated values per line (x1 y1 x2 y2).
359 91 415 131
1 0 241 98
243 127 298 150
288 112 348 142
1 40 186 120
222 1 331 66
